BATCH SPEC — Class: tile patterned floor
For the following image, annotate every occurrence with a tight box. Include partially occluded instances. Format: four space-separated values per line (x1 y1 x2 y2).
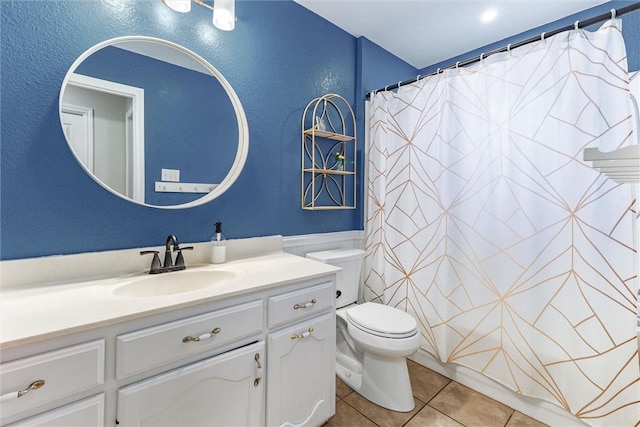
326 360 547 427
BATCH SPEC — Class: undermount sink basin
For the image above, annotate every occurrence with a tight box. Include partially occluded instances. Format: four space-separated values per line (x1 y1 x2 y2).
112 269 239 298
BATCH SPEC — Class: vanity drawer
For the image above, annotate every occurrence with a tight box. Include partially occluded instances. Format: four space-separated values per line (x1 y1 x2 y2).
116 300 263 379
268 281 335 329
0 340 105 422
7 393 105 426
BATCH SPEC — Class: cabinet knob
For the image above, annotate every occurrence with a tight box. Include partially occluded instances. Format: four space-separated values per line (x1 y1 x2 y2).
182 327 221 343
0 379 45 403
293 299 317 310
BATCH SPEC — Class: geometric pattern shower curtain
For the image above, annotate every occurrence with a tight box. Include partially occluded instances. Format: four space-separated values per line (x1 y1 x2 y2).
365 20 639 426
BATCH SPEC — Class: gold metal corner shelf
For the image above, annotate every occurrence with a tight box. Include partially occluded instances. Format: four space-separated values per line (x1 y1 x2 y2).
301 94 356 210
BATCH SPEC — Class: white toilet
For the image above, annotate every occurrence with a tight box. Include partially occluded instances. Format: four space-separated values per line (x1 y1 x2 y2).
306 248 421 412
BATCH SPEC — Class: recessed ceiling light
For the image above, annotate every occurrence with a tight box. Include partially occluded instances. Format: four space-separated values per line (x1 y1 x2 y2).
481 8 498 24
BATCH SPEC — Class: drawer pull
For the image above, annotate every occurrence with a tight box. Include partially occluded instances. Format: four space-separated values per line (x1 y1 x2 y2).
0 380 45 402
253 353 262 387
293 299 317 310
291 327 315 340
182 327 221 343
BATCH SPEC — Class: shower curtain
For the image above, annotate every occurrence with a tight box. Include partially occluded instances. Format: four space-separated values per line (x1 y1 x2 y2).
365 20 639 426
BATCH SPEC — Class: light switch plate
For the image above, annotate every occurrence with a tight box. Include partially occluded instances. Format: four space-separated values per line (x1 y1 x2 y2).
161 168 180 182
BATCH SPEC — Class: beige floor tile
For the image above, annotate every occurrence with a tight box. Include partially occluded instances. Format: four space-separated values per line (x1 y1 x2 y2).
407 359 451 403
405 405 465 427
506 411 548 427
325 400 378 427
343 392 425 427
429 381 513 427
336 377 353 399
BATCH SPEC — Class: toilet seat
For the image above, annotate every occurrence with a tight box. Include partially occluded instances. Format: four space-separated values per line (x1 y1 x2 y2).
346 302 418 339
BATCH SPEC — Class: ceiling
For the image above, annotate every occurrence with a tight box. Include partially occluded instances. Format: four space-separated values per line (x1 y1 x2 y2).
293 0 608 69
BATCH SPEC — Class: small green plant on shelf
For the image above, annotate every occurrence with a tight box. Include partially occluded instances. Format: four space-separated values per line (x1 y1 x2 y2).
335 152 345 170
334 151 353 171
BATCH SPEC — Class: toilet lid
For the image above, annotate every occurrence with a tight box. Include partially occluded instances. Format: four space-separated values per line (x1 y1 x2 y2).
346 302 418 338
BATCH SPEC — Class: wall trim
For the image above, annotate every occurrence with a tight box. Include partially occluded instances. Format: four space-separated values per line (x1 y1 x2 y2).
283 230 364 248
282 230 365 257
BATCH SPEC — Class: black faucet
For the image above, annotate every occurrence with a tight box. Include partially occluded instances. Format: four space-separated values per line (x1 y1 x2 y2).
164 234 180 268
140 234 193 274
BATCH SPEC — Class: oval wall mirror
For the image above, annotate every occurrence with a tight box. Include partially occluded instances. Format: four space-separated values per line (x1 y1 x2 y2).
59 36 249 209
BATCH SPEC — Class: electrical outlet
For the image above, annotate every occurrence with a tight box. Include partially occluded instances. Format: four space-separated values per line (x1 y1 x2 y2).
161 168 180 182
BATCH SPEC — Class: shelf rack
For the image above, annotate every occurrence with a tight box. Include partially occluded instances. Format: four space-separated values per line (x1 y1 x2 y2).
301 94 356 210
583 145 640 183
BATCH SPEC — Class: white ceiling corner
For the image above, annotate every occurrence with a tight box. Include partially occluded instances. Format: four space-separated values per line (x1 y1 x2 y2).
293 0 609 69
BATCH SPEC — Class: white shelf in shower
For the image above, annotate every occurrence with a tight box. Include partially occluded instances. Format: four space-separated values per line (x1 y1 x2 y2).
583 145 640 183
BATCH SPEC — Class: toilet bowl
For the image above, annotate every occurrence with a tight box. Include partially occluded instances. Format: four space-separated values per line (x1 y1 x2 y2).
338 302 421 411
306 249 421 412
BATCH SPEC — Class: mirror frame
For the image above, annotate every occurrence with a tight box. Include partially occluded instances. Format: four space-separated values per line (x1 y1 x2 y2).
59 36 249 209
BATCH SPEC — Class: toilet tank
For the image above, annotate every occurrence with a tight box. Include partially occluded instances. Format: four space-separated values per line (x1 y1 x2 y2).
306 249 365 308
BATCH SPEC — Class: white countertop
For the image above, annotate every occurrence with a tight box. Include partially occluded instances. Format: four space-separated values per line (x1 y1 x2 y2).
0 252 339 350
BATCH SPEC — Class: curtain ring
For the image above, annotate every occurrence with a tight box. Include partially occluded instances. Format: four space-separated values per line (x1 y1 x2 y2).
437 68 441 74
507 43 511 53
611 8 616 19
416 74 421 81
456 61 460 69
480 53 485 62
384 85 389 92
574 20 580 30
397 81 402 88
540 32 546 41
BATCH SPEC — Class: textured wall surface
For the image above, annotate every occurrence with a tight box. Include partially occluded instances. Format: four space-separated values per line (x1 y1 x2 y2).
2 1 637 260
1 1 358 259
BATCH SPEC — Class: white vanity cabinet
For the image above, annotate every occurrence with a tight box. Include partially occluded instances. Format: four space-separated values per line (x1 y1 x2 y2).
117 342 265 427
266 282 336 427
1 251 339 427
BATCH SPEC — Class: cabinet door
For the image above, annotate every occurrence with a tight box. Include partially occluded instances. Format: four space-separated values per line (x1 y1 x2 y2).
267 313 335 427
117 342 264 427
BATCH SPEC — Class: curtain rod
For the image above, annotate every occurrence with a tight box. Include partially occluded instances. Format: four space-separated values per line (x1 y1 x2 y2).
366 2 640 98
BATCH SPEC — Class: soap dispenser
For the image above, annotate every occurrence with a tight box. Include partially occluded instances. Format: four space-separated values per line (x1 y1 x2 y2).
210 222 226 264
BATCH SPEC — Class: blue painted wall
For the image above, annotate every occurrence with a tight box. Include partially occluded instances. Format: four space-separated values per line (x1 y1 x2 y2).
356 37 418 116
2 0 638 260
1 0 358 260
76 46 237 206
354 38 418 228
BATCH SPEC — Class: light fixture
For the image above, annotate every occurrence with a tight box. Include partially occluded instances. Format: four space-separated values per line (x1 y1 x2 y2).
480 8 498 24
212 0 235 31
162 0 191 13
162 0 236 31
